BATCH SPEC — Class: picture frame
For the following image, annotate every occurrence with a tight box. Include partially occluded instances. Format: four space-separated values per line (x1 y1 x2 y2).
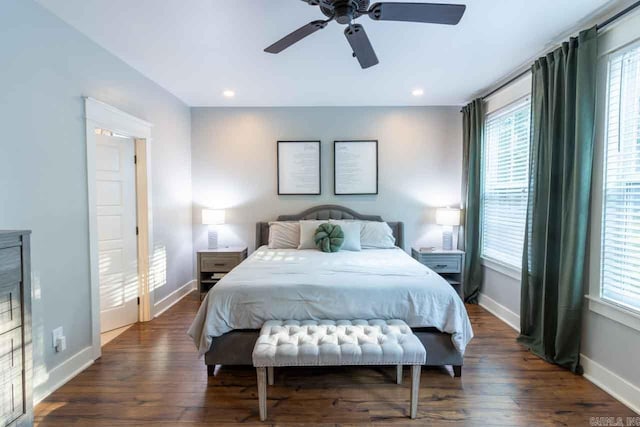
334 140 378 195
277 140 321 195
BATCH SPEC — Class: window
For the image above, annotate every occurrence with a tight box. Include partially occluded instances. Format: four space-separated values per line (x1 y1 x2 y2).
481 97 532 269
601 43 640 312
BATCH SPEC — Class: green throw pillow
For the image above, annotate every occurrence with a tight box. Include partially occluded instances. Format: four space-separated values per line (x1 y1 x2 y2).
314 223 344 253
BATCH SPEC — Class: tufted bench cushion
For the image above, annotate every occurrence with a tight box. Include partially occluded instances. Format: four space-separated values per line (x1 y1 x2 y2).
252 319 426 420
252 319 426 367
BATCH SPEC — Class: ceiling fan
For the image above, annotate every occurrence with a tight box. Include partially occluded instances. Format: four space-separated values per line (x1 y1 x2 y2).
264 1 466 69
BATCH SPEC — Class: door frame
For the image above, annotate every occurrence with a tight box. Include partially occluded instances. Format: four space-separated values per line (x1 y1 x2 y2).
84 97 154 360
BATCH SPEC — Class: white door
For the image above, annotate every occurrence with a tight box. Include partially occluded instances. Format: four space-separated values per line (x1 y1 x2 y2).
95 134 138 333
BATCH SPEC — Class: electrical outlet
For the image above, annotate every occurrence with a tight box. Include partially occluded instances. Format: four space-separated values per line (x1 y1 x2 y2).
52 327 64 352
55 336 67 353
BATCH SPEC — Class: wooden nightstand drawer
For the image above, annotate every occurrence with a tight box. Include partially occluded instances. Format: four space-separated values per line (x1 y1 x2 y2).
197 248 248 299
200 256 240 273
421 255 461 273
411 249 465 298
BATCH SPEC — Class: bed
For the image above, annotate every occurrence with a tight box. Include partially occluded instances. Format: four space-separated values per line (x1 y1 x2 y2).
188 205 473 377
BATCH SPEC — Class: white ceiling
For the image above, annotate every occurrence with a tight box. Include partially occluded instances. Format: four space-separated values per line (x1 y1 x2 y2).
38 0 624 106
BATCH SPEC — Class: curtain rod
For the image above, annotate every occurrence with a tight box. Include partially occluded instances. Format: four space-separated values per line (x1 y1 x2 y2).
481 69 531 101
597 0 640 30
478 0 640 102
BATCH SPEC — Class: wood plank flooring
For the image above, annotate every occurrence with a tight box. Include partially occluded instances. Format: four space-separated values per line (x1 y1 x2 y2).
35 292 636 425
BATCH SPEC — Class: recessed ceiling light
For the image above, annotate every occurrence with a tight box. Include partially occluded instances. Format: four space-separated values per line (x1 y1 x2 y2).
223 90 235 98
412 88 424 97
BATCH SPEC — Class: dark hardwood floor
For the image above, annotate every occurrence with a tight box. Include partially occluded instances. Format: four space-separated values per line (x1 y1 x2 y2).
35 292 636 425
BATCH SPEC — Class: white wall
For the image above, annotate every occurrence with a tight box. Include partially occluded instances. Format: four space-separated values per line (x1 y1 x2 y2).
0 0 193 401
191 107 462 253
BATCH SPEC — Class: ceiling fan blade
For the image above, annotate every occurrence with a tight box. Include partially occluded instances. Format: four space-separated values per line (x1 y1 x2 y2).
264 20 328 54
344 24 379 69
369 2 466 25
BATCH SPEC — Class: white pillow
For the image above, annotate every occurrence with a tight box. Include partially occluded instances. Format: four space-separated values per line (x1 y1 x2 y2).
298 220 328 249
360 221 396 249
268 221 300 249
328 220 362 251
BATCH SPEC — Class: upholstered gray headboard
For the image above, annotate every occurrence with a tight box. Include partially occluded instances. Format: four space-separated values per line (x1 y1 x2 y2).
256 205 404 249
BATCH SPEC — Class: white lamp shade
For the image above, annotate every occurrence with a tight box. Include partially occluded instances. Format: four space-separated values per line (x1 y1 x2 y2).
202 209 225 225
436 208 461 226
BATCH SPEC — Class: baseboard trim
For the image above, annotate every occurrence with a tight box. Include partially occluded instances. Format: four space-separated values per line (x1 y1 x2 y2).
478 292 639 414
581 355 640 414
154 279 196 318
34 346 94 405
478 293 520 332
33 281 196 405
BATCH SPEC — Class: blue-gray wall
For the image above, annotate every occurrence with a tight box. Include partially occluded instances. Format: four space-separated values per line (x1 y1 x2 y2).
0 0 194 400
190 106 463 254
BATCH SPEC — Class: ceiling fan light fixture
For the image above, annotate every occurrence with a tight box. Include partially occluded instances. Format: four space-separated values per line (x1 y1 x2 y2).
223 90 235 98
412 88 424 97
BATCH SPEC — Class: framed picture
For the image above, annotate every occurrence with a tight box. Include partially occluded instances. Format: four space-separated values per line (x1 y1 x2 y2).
334 140 378 195
277 141 321 195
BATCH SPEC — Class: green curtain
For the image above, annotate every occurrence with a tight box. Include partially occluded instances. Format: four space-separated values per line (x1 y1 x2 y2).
461 99 484 303
517 26 597 373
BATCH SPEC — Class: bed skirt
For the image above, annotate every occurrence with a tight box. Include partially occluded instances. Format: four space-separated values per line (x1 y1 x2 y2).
204 328 463 376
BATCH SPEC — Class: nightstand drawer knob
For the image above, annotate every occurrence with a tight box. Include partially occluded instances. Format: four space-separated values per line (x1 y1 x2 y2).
436 264 447 268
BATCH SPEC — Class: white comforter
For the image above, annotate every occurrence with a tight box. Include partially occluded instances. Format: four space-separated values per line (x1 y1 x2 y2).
188 247 473 355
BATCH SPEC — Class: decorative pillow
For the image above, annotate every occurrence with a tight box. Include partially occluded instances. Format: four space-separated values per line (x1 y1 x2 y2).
298 220 328 249
328 220 362 251
268 221 300 249
361 221 396 249
314 223 344 253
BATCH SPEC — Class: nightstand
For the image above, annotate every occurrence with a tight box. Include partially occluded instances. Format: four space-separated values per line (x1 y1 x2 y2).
411 248 465 297
197 247 247 299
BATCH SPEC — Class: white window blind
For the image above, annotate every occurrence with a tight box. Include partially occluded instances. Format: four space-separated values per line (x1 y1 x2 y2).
481 97 531 268
601 43 640 312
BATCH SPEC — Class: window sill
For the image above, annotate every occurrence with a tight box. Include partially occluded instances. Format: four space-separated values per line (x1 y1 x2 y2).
481 257 521 281
585 295 640 333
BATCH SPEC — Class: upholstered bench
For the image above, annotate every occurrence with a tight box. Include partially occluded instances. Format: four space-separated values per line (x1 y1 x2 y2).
252 319 427 421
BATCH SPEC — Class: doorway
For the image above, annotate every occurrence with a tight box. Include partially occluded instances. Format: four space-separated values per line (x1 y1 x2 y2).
85 97 153 359
95 132 138 333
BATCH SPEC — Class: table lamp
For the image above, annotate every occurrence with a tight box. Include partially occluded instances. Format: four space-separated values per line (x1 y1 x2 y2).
202 209 225 249
436 208 461 251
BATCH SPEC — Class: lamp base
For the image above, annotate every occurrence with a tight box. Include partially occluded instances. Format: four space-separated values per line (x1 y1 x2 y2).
442 228 453 251
208 229 218 249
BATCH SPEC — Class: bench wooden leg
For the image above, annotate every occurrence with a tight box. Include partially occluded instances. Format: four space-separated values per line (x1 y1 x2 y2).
396 365 403 384
410 365 421 419
267 367 274 385
257 367 267 421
